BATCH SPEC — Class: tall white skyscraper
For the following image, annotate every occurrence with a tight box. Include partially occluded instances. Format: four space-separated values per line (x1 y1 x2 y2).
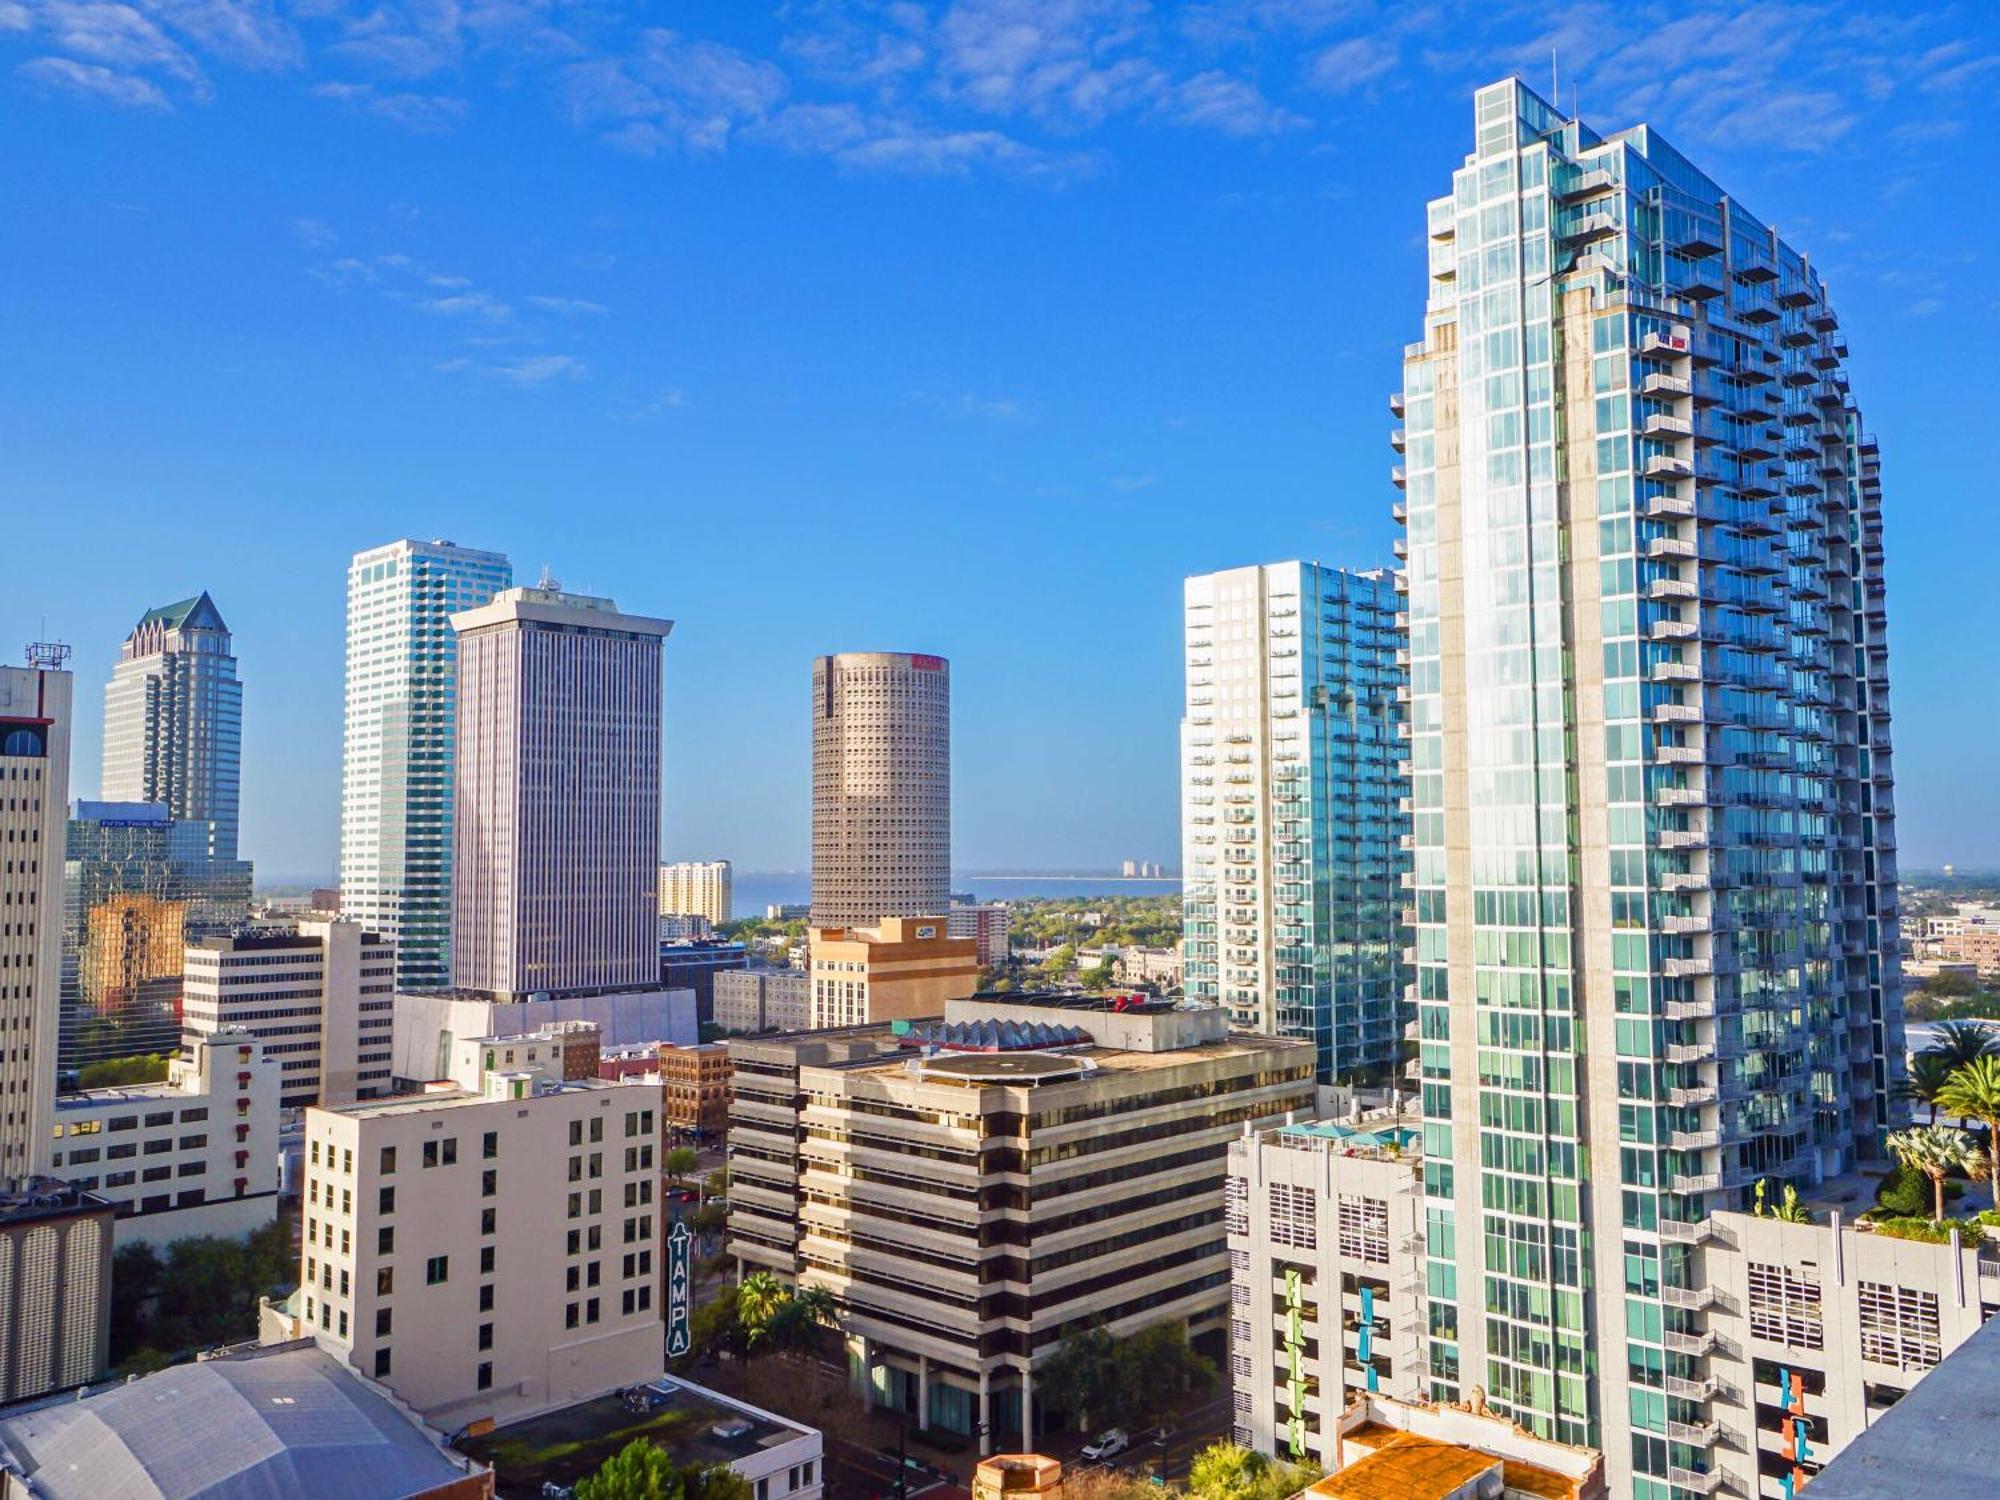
101 593 241 863
810 652 951 928
1180 562 1409 1082
450 585 672 1000
1397 78 1901 1496
339 539 511 993
0 651 72 1185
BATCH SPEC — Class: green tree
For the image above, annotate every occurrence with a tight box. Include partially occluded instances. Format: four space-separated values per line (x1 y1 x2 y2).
1937 1055 2000 1205
1188 1444 1267 1500
1080 961 1118 992
1900 1051 1957 1125
686 1285 745 1361
78 1053 171 1089
665 1147 700 1186
575 1439 750 1500
1928 1022 1997 1072
736 1272 790 1346
1038 1325 1116 1431
1773 1185 1814 1224
1887 1126 1973 1222
1110 1321 1214 1429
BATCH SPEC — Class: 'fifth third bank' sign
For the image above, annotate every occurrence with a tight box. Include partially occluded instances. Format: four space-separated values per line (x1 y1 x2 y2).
666 1219 693 1358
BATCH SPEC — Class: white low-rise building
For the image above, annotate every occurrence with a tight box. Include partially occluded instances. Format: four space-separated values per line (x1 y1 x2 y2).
49 1027 281 1248
713 968 809 1035
292 1023 667 1428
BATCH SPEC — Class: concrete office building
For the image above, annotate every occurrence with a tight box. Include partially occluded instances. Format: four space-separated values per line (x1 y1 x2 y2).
659 860 733 925
658 938 748 1025
1396 80 1905 1491
714 968 811 1035
451 586 672 1001
183 919 395 1108
810 652 950 928
50 1027 281 1248
725 998 1315 1452
1181 563 1409 1083
293 1025 664 1427
101 594 242 865
0 658 71 1186
390 987 697 1089
340 539 513 994
1226 1109 1427 1466
60 799 251 1071
0 1180 112 1406
807 917 979 1029
947 902 1012 968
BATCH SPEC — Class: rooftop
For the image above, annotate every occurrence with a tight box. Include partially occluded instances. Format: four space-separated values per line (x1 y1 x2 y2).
1808 1308 2000 1496
0 1176 114 1228
1306 1434 1496 1500
0 1342 481 1500
457 1378 815 1499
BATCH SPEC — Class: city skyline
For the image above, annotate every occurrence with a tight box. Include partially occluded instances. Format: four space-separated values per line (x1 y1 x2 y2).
5 8 1996 881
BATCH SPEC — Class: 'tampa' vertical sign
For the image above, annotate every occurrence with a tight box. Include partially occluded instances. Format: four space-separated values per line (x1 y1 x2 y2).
666 1219 693 1357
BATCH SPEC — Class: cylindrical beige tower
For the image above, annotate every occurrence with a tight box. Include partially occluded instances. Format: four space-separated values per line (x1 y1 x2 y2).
810 652 950 928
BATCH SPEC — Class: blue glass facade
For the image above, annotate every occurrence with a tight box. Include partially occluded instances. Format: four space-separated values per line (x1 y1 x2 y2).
1182 562 1410 1082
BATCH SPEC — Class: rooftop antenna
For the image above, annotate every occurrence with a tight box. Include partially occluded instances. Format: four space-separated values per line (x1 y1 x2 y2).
25 640 70 670
1551 46 1559 114
537 565 561 592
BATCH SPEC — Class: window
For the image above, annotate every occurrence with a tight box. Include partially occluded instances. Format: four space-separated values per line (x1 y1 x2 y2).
377 1267 394 1296
586 1297 600 1325
379 1186 395 1215
589 1117 603 1143
1859 1280 1941 1371
376 1308 393 1337
478 1322 493 1350
482 1168 497 1198
1225 1175 1248 1235
378 1226 394 1255
482 1131 498 1159
374 1348 392 1378
1269 1183 1317 1251
481 1207 496 1235
568 1265 581 1292
479 1284 494 1312
477 1361 493 1391
426 1255 449 1286
1337 1194 1390 1265
566 1303 580 1329
480 1245 496 1274
1749 1260 1824 1351
380 1146 396 1175
569 1120 583 1147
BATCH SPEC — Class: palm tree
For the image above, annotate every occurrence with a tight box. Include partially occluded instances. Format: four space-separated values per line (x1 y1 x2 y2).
1886 1126 1973 1222
1899 1051 1957 1125
1927 1022 1997 1073
737 1271 789 1343
791 1284 838 1329
1937 1055 2000 1208
1773 1185 1814 1224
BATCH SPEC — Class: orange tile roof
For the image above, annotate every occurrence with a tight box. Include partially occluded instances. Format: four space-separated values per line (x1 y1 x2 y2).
1307 1434 1498 1500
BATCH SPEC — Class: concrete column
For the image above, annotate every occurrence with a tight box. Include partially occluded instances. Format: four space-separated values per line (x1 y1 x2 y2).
978 1367 992 1456
1021 1367 1034 1447
918 1353 930 1429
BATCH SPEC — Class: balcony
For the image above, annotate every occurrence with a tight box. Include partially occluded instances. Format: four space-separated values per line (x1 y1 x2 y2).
1644 372 1692 398
1644 493 1696 520
1665 1375 1718 1401
1664 1329 1719 1357
1391 465 1406 489
1642 329 1693 360
1662 1285 1720 1314
1567 209 1620 243
1390 427 1406 452
1557 165 1617 201
1645 413 1694 440
1645 455 1694 480
1665 1466 1725 1495
1670 1129 1721 1151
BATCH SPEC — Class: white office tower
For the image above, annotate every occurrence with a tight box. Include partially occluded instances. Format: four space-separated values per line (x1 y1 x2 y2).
0 653 71 1185
809 652 951 928
451 586 673 1001
339 540 512 993
101 593 241 863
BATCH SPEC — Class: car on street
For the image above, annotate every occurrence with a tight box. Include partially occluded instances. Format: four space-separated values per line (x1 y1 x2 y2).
1081 1430 1129 1462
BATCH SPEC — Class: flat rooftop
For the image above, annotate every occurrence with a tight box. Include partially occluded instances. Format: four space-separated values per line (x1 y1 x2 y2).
1808 1310 2000 1496
829 1032 1308 1082
1308 1434 1496 1500
458 1378 812 1499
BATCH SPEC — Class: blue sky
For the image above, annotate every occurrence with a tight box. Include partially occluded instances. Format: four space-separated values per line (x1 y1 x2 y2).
3 1 1997 881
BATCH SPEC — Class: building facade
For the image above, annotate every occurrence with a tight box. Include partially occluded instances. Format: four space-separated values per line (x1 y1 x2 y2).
1226 1112 1427 1467
1397 79 1905 1494
1181 563 1409 1083
807 918 979 1029
659 860 733 925
947 902 1012 968
451 587 672 1001
810 653 950 928
340 539 513 994
100 594 242 865
658 1044 732 1139
296 1030 664 1426
726 1000 1315 1452
183 919 395 1108
0 659 71 1186
657 939 748 1025
713 968 810 1035
0 1182 112 1405
50 1027 282 1247
60 800 251 1071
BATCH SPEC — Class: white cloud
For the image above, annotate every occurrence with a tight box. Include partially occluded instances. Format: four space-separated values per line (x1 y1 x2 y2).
526 295 609 315
312 79 466 131
423 289 512 318
491 353 586 386
288 215 336 249
1169 69 1303 134
561 29 787 153
16 54 170 107
1305 34 1396 93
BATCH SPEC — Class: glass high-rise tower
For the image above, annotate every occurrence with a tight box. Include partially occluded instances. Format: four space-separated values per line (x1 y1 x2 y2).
102 592 242 863
1180 562 1409 1082
339 539 511 992
1398 79 1902 1497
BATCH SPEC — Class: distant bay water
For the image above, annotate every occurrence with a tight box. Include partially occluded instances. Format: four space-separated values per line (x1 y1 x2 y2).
735 870 1181 916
